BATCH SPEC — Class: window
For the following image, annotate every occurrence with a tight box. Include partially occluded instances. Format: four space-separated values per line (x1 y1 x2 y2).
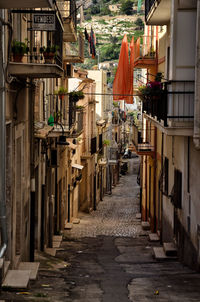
164 157 169 195
171 169 182 209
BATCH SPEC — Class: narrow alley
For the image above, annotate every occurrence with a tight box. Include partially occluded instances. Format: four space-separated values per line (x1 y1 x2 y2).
2 157 200 302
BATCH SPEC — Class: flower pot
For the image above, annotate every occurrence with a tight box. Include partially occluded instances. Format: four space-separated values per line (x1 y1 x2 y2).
13 53 24 62
43 52 55 64
59 94 64 100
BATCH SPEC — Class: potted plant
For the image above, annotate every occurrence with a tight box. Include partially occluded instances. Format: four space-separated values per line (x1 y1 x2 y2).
11 39 29 62
76 105 84 110
54 87 68 100
103 139 110 146
69 91 84 103
41 45 59 64
53 111 62 123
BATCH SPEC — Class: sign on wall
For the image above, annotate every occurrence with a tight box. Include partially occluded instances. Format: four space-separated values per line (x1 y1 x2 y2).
32 12 56 31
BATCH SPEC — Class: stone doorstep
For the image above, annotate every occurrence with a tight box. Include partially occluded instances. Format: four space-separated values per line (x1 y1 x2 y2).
72 218 80 224
163 242 178 257
141 221 150 230
64 222 73 230
2 270 31 289
18 262 40 280
53 235 63 248
153 247 178 261
44 248 57 257
149 233 160 242
53 241 61 248
53 235 63 242
0 259 10 284
136 213 141 219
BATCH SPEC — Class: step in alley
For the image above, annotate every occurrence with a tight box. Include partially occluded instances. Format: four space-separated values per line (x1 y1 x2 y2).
2 157 200 302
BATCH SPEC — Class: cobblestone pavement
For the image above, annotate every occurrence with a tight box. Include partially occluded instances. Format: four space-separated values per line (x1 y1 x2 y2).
65 157 142 239
2 157 200 301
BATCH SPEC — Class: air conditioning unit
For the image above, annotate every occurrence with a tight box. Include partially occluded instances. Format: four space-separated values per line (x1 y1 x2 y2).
64 64 73 78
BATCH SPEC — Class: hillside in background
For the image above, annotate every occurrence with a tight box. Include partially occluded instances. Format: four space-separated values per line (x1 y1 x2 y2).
75 0 144 72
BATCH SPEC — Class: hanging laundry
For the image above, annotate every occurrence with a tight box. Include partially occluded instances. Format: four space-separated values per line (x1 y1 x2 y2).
90 27 96 59
126 36 135 104
113 34 130 101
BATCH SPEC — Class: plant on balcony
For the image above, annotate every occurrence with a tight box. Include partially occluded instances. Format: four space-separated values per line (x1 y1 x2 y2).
41 45 59 63
76 105 84 110
138 73 163 102
11 39 29 62
69 91 84 102
53 111 62 123
103 139 110 146
54 86 68 100
113 101 119 108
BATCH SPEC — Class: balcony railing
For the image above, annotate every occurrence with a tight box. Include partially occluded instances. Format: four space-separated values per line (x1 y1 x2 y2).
71 110 84 137
63 33 84 63
8 10 63 78
134 35 157 66
142 81 194 127
145 0 171 25
145 0 156 22
132 123 155 155
46 95 76 133
0 0 53 9
57 0 77 42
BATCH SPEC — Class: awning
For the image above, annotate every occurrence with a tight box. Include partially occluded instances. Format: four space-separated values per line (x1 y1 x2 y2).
68 142 77 150
72 163 84 170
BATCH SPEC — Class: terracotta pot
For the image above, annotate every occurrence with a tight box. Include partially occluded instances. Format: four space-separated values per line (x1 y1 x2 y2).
43 52 55 64
13 53 24 62
59 94 64 100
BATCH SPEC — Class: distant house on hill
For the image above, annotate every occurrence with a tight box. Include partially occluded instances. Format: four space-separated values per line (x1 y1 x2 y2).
109 4 121 12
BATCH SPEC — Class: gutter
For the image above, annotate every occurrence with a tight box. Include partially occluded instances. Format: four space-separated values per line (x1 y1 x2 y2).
194 0 200 150
0 10 8 258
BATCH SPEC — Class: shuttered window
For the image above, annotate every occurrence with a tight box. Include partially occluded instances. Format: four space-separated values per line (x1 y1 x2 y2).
172 169 182 209
164 157 169 195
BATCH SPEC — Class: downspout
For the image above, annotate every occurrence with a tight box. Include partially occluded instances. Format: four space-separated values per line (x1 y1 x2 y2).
153 127 157 233
194 0 200 150
0 10 8 258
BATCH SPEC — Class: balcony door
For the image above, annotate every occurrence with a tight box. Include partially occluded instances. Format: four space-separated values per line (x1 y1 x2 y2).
13 124 25 265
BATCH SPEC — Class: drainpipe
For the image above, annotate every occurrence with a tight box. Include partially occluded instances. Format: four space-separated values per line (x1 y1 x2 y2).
194 0 200 150
0 10 8 258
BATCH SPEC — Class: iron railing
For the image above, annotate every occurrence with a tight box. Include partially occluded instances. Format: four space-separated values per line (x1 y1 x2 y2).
56 0 77 30
47 95 76 131
134 35 157 60
11 10 63 67
145 0 157 22
71 110 83 136
142 81 194 127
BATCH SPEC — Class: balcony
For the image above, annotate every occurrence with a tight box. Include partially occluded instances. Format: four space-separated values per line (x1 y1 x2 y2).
57 0 77 42
134 35 157 69
47 94 76 137
145 0 171 25
71 109 84 137
0 0 53 8
142 81 194 135
8 13 63 78
132 123 155 156
63 33 84 63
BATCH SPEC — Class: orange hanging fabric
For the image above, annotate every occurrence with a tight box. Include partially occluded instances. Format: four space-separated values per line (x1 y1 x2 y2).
113 34 130 101
126 36 135 104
